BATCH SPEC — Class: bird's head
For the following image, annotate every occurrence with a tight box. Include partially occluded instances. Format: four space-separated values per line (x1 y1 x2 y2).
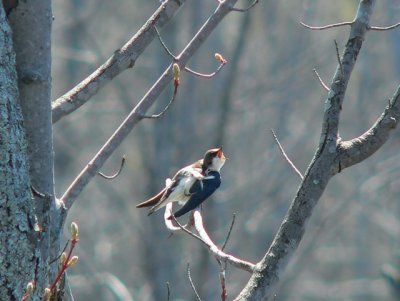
202 147 226 173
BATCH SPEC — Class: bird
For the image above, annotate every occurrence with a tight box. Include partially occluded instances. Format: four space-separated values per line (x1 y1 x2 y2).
136 148 226 218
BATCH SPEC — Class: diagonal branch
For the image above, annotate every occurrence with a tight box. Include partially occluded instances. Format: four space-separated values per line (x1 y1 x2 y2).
192 210 256 273
235 1 376 300
271 129 304 180
60 0 240 214
337 85 400 171
164 205 256 273
51 0 186 124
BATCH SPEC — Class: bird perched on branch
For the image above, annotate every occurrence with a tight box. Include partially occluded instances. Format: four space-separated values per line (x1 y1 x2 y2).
136 148 226 219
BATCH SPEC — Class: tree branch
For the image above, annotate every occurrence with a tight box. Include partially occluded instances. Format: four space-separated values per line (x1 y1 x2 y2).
59 0 240 213
300 21 353 30
271 129 304 180
337 85 400 171
235 1 376 299
313 68 330 92
51 0 186 123
164 205 256 273
368 22 400 31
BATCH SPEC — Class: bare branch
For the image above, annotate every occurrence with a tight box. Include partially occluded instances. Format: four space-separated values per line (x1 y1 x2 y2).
166 282 171 301
334 40 344 79
236 1 376 299
271 129 304 180
337 85 400 171
52 0 186 123
184 60 226 78
300 20 353 30
231 0 259 12
140 83 179 119
165 205 205 243
192 210 256 273
30 185 47 199
313 68 330 92
165 205 255 273
187 263 202 301
154 26 177 59
49 240 69 265
221 213 236 251
368 22 400 31
97 155 126 180
59 0 240 212
219 264 227 301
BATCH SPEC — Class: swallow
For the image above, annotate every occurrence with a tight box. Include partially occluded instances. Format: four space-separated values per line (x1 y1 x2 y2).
136 148 226 218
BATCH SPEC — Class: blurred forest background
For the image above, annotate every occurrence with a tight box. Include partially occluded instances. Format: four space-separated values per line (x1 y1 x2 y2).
51 0 400 300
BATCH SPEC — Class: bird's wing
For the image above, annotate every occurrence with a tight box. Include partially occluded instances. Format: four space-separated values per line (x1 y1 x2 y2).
136 188 166 208
146 174 183 215
171 171 221 218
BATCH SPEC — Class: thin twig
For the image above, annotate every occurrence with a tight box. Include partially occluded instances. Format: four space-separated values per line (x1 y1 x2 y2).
154 25 227 79
30 185 47 199
154 26 177 59
368 22 400 31
170 211 207 244
49 240 70 265
97 155 126 179
231 0 259 12
221 213 236 251
166 282 170 301
334 40 344 79
141 82 178 119
187 263 202 301
270 129 304 180
184 61 226 78
219 264 227 301
313 68 330 92
300 21 353 30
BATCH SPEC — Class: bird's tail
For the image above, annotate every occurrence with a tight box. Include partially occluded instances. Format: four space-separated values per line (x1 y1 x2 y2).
136 188 165 209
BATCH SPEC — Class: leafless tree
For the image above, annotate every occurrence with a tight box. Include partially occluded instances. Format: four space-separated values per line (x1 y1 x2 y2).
1 0 399 300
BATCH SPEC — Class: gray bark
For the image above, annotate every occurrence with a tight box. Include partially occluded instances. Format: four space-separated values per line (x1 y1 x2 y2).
0 5 41 301
234 1 400 300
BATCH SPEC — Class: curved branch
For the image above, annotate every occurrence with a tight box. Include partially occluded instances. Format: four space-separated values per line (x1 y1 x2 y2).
164 205 256 273
337 85 400 171
97 155 126 179
300 20 353 30
368 22 400 31
192 210 256 273
52 0 186 123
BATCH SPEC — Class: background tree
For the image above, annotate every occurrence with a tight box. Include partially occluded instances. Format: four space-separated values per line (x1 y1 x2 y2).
1 0 400 300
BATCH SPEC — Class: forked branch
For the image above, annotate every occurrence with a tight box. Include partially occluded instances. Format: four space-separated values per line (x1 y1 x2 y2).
164 204 256 273
52 0 187 123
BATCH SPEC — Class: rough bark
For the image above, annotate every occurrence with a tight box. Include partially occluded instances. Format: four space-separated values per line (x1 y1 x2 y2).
5 0 60 299
0 5 40 301
235 1 389 300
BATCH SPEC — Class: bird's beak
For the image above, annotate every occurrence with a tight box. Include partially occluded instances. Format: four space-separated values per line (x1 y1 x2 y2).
217 148 227 160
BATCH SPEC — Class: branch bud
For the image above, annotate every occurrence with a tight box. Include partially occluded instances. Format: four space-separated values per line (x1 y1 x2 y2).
60 252 67 265
44 288 51 301
70 222 79 241
215 53 227 64
25 281 35 295
67 256 79 267
173 63 180 86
